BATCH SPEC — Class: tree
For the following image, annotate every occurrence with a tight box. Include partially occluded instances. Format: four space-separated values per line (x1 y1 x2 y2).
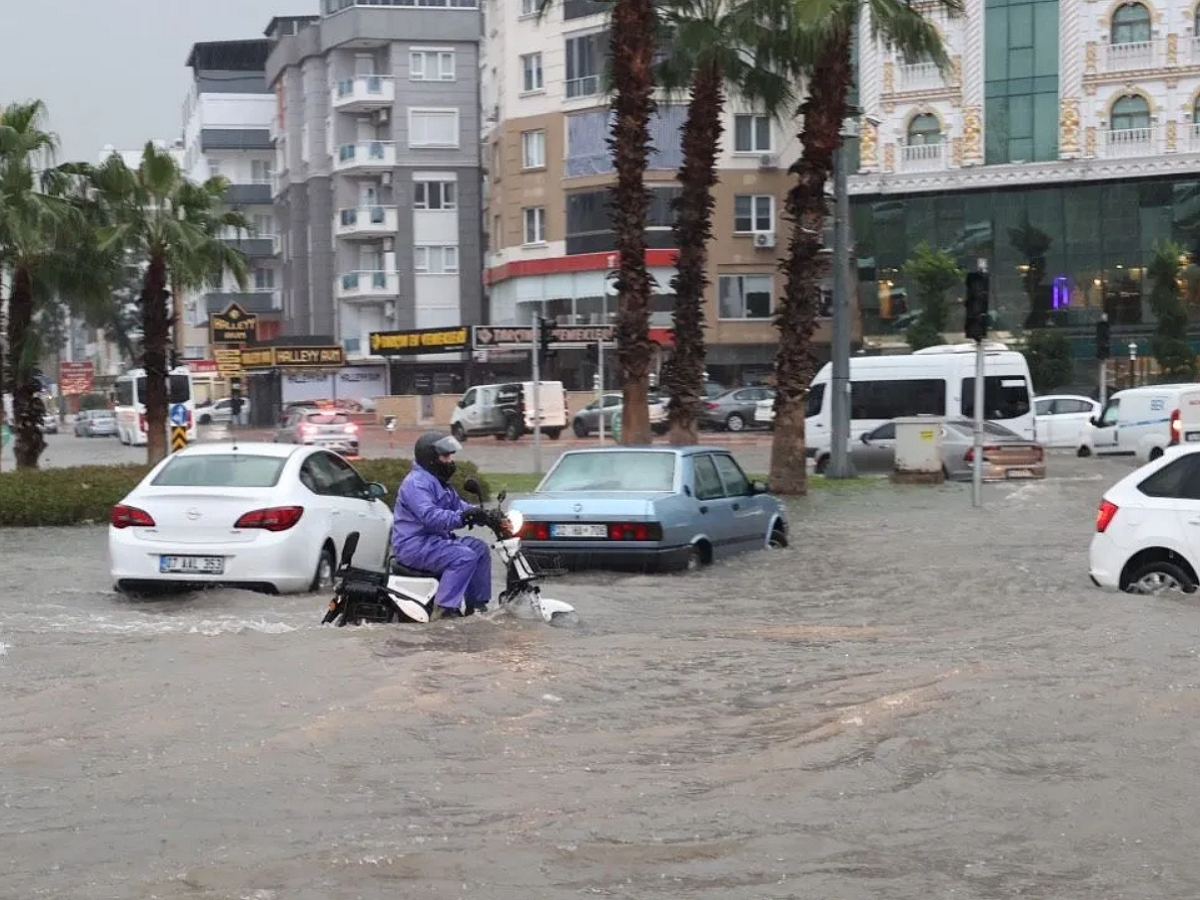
89 144 248 464
762 0 960 494
656 0 793 444
1024 329 1073 393
540 0 660 445
1147 240 1197 381
901 241 962 350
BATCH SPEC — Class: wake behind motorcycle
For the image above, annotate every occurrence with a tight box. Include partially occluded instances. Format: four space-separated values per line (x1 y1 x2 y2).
321 477 575 627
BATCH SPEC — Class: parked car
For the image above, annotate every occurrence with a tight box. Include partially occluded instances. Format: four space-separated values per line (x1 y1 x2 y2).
109 442 392 594
700 386 775 432
197 397 252 426
275 409 361 457
74 409 117 438
574 392 668 437
1079 384 1200 461
811 417 1045 480
1033 394 1100 449
508 446 788 573
1089 445 1200 594
40 413 59 434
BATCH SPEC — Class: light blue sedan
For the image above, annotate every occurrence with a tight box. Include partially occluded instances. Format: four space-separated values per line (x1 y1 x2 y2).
507 447 788 572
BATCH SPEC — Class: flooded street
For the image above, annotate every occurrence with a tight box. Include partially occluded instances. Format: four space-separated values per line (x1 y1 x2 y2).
6 456 1200 898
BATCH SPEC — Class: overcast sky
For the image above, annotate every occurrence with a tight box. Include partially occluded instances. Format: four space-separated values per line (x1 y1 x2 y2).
2 0 302 163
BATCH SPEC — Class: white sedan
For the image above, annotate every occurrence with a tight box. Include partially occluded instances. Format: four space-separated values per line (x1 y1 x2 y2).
1033 394 1100 449
109 442 393 594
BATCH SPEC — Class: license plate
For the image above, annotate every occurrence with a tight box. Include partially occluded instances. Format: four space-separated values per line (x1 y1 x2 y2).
1187 431 1200 442
159 555 225 575
550 523 607 538
1006 469 1035 479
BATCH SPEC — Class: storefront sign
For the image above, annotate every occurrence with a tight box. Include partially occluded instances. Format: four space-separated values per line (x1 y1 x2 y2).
240 346 346 369
186 360 219 374
473 325 616 348
58 361 94 395
369 327 470 356
214 348 243 378
209 302 259 345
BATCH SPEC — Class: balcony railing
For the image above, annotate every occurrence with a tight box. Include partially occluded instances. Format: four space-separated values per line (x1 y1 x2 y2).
1101 39 1161 72
334 141 397 173
565 74 602 99
1104 125 1156 158
331 75 396 111
896 61 945 92
335 205 399 238
899 140 948 172
336 270 400 300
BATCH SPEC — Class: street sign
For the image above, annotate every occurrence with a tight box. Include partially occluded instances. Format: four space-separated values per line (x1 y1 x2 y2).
170 425 188 453
169 403 188 426
369 327 470 356
214 348 243 378
58 361 95 395
209 302 259 345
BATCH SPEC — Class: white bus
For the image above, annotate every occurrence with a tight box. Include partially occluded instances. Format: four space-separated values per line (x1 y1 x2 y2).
795 342 1036 460
113 366 197 446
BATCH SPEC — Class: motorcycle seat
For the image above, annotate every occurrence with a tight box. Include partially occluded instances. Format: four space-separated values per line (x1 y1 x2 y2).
390 560 440 579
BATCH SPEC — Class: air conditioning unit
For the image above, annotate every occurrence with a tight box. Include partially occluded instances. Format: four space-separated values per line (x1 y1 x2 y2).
373 108 390 126
753 232 776 249
758 154 779 170
380 172 393 186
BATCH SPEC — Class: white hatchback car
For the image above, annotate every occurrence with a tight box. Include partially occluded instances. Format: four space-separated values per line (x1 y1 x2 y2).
109 442 393 594
1033 394 1099 449
1089 445 1200 594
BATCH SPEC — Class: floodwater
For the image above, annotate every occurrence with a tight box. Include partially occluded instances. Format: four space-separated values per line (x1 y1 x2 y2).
6 456 1200 899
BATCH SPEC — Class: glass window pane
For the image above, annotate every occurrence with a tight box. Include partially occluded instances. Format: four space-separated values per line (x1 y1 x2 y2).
734 116 751 152
1008 4 1033 47
754 116 770 150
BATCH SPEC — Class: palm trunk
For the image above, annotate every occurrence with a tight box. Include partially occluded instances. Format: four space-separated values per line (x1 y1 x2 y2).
666 61 723 446
770 35 853 495
609 0 659 446
9 264 46 469
141 254 170 465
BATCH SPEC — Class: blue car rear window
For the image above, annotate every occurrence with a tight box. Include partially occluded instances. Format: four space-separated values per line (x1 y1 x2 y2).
539 451 676 492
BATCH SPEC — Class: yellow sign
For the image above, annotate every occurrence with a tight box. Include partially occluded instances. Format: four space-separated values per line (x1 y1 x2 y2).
369 327 469 356
170 425 188 453
209 302 259 345
239 345 346 369
240 347 276 369
214 348 243 378
920 429 935 441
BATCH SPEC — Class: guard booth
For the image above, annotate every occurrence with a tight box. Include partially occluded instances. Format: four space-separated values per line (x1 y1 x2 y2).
239 339 347 427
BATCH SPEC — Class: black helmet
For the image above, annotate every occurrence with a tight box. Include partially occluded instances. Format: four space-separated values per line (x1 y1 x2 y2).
414 431 462 484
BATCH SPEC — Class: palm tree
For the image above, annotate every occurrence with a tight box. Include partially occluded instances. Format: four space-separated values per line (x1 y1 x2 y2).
0 100 84 468
764 0 959 493
89 143 249 464
656 0 793 443
537 0 661 445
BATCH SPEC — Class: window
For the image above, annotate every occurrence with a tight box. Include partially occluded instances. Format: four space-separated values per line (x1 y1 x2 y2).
410 49 456 81
1034 398 1055 416
521 53 544 92
733 195 773 233
208 159 221 178
409 109 459 147
153 454 286 488
718 274 773 319
301 452 369 499
866 422 897 441
254 267 276 290
693 455 725 500
1111 2 1151 44
1138 455 1200 499
1098 398 1120 427
253 213 275 236
523 206 546 244
960 376 1032 420
414 180 456 209
538 450 676 492
907 114 942 145
251 159 273 183
850 379 947 420
522 129 546 168
1111 95 1150 131
733 114 771 152
983 0 1059 164
806 384 825 418
565 32 607 98
414 245 459 274
520 0 537 14
712 454 751 496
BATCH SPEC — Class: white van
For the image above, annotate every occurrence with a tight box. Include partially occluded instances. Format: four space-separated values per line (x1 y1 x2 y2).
798 343 1035 468
1080 384 1200 461
450 381 568 442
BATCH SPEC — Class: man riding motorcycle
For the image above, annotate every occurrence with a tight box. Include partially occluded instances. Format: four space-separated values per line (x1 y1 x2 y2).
391 431 497 619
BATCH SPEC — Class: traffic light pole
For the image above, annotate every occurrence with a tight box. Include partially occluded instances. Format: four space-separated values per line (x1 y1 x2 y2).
530 313 542 475
827 140 854 479
971 261 987 510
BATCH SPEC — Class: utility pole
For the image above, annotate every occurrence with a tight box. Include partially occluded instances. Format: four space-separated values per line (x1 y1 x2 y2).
531 312 542 475
1096 314 1110 405
827 133 854 479
596 339 606 443
964 260 990 509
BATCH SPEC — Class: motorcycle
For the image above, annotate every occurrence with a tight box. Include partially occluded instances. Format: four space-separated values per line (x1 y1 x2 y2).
321 477 575 626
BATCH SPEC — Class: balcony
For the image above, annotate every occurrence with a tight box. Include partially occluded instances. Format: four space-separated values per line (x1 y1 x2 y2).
335 205 399 240
1101 39 1162 73
1104 126 1157 158
565 74 602 99
334 141 396 175
899 140 948 172
226 183 272 205
336 270 400 301
331 75 396 113
223 236 275 259
896 61 945 92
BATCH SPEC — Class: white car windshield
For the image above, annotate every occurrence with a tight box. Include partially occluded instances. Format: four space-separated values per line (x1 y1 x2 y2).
538 451 676 492
151 454 287 488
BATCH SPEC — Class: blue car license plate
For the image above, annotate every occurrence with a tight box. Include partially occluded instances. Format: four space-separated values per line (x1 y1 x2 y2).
550 523 607 538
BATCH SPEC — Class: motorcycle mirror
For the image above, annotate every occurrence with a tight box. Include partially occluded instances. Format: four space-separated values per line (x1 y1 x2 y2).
497 489 507 504
462 477 483 500
340 532 360 568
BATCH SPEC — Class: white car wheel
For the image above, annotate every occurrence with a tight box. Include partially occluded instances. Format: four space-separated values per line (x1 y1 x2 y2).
309 543 336 593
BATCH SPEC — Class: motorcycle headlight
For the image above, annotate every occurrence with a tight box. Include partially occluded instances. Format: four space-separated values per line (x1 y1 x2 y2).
506 510 524 535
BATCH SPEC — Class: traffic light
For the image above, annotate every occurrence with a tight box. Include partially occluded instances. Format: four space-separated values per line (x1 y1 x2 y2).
1096 317 1111 360
537 316 556 363
964 271 990 342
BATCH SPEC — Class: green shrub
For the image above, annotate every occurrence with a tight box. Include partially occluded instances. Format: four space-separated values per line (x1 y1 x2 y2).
0 458 489 527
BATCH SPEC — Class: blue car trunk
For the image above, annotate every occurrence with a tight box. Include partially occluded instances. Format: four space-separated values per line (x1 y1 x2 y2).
512 491 665 521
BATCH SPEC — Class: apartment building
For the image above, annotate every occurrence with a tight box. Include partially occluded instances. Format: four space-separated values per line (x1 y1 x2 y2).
265 1 484 392
483 0 838 387
849 0 1200 348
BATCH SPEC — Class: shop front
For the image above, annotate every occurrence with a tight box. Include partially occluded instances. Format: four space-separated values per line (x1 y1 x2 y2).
239 340 347 427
